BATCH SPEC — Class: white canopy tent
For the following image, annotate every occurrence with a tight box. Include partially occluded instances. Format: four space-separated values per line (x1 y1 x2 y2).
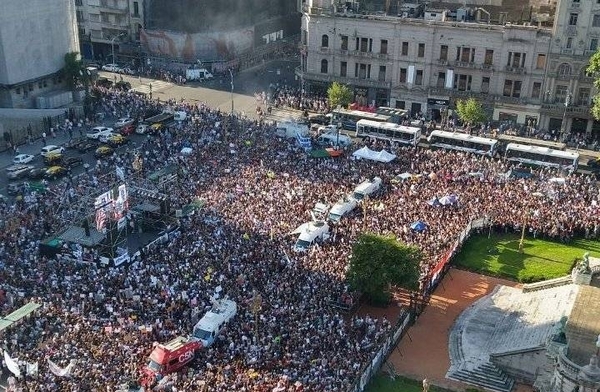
352 147 396 163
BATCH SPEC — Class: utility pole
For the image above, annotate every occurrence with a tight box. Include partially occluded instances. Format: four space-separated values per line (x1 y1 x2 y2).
560 91 571 142
229 68 234 116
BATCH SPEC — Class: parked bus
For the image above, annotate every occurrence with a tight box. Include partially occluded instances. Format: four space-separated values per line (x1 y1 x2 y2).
496 134 566 151
331 108 392 131
376 107 408 123
427 130 498 156
356 119 421 146
504 143 579 171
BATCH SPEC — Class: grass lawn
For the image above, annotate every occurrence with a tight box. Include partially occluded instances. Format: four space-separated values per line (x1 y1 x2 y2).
455 233 600 283
366 374 454 392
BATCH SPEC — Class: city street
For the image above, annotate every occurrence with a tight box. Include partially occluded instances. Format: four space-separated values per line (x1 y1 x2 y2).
0 60 303 198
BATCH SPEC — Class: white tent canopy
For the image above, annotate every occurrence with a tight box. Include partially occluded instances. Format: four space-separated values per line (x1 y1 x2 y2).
352 147 396 163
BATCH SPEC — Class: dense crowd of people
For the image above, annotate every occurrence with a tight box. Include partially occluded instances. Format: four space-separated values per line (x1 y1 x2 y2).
0 85 599 392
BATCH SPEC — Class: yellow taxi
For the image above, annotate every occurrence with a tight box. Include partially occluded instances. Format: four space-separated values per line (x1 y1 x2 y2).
107 133 127 147
94 146 114 158
43 152 63 166
44 165 68 180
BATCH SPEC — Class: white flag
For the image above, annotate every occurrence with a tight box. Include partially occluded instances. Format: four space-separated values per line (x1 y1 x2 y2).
48 359 76 377
4 350 21 378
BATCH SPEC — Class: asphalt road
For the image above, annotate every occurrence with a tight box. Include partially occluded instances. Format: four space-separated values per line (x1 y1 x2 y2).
0 60 303 198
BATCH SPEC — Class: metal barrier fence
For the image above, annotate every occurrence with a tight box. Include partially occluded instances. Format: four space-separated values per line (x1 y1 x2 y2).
347 216 491 392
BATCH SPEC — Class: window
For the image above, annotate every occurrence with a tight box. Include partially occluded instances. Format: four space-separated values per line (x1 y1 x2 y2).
359 38 371 52
557 63 571 76
437 72 445 88
484 50 494 65
555 85 568 103
133 1 139 17
321 35 329 48
440 45 448 61
481 77 490 93
503 80 522 98
379 66 387 81
578 88 590 105
341 35 348 50
401 42 409 56
29 84 33 92
418 43 425 58
75 0 82 5
340 61 347 77
395 100 405 109
569 13 578 26
567 37 573 49
532 82 541 99
399 68 407 83
320 59 328 74
356 63 370 79
456 47 475 63
536 54 546 69
593 15 600 28
591 39 599 51
15 87 20 94
415 70 423 85
454 74 472 91
380 39 388 54
507 52 526 68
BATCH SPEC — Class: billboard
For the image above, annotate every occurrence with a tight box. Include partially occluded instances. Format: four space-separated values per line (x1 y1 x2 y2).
94 185 129 232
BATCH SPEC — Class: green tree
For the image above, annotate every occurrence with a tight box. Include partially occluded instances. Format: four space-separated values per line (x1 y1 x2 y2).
347 233 422 305
62 52 85 90
586 50 600 119
455 98 487 125
327 82 353 108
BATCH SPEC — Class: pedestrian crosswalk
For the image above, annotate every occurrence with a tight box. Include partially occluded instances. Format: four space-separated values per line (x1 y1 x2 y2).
131 80 172 95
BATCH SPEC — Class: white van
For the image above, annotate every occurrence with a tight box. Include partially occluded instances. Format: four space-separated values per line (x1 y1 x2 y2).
275 121 309 139
192 299 237 347
316 131 352 148
328 195 358 223
352 177 382 201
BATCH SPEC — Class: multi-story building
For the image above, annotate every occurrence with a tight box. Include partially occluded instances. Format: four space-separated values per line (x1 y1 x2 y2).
298 0 599 138
540 0 600 136
0 0 79 108
75 0 144 62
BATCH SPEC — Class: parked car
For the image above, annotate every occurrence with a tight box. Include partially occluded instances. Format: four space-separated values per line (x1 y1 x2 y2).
135 124 151 134
99 132 122 144
87 126 113 140
120 124 136 135
65 137 86 150
115 81 132 91
96 78 113 88
44 166 68 180
40 145 65 157
101 63 122 72
43 153 63 166
114 117 134 128
107 134 128 147
95 146 114 158
12 154 35 164
77 140 97 153
7 182 24 196
588 157 600 169
6 165 34 180
64 156 84 168
121 67 135 75
28 168 46 180
309 114 331 125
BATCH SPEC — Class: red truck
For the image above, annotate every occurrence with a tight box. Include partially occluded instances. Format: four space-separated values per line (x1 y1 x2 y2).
141 336 201 386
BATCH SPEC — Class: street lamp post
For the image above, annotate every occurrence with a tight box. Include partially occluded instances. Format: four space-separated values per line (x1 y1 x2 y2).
110 32 126 65
229 68 234 116
560 91 571 142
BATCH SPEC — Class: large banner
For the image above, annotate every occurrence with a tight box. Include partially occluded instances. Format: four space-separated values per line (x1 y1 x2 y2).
141 28 254 62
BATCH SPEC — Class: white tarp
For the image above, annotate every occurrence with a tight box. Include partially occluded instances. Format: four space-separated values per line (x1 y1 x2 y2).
352 147 396 163
4 350 21 378
48 359 76 377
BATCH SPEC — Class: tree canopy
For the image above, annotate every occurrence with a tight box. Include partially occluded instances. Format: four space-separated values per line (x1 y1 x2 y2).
346 233 422 304
586 50 600 120
327 82 353 109
62 52 85 90
455 98 487 125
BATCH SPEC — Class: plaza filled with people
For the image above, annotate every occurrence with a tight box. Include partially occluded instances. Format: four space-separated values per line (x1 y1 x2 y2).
0 85 599 392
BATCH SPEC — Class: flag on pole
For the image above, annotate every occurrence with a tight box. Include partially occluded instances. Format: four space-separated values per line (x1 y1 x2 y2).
4 350 21 378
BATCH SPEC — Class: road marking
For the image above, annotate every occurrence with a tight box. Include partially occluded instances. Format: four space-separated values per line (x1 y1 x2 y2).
132 81 172 94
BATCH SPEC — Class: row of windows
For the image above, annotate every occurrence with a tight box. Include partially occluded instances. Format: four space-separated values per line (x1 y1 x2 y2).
317 59 591 103
13 77 62 95
319 35 547 68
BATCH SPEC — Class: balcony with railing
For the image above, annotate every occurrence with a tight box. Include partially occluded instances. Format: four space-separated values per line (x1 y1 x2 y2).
452 60 478 69
505 65 527 74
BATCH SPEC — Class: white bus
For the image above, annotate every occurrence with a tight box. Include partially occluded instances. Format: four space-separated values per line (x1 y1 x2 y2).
504 143 579 171
427 130 498 156
331 108 392 131
356 119 422 146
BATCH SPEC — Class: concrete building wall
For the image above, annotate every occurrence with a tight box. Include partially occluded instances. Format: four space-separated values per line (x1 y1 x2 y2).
0 0 79 85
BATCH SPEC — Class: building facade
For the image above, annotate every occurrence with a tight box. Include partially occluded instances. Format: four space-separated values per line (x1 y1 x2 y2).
75 0 144 62
0 0 80 108
298 0 599 137
540 0 600 136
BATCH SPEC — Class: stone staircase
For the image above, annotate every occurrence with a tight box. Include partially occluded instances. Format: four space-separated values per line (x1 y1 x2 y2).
448 363 515 392
521 275 572 293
